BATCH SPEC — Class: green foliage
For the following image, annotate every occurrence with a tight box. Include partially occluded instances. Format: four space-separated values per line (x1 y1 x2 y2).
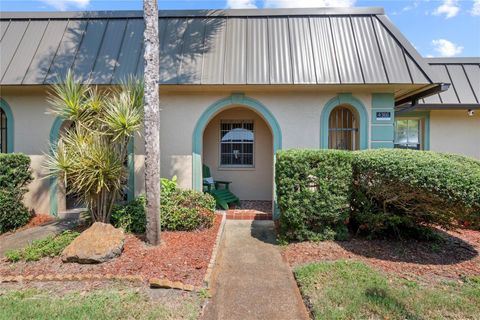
276 149 353 241
351 149 480 237
111 195 147 234
0 153 33 234
111 177 216 233
5 231 80 262
45 71 144 223
276 149 480 241
294 260 480 319
162 189 216 231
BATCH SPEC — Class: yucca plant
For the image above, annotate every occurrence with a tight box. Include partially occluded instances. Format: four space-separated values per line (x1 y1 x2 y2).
45 71 144 223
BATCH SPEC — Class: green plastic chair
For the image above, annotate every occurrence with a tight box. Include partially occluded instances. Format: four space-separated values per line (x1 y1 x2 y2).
202 164 241 210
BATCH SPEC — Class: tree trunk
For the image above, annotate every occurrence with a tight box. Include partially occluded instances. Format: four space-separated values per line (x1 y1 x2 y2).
143 0 161 245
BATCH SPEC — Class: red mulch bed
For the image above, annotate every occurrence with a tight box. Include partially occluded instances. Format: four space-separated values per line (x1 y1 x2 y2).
0 214 222 286
283 228 480 281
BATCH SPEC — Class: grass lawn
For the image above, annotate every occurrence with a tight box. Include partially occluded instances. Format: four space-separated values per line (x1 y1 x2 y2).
294 260 480 320
0 285 202 320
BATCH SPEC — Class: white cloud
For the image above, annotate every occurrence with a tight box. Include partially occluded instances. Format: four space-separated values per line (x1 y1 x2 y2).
432 0 460 18
227 0 257 8
431 39 463 57
41 0 90 11
471 0 480 15
264 0 356 8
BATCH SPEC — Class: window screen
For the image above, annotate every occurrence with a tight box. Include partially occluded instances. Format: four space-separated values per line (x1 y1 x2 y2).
0 108 7 153
394 119 421 150
220 120 254 166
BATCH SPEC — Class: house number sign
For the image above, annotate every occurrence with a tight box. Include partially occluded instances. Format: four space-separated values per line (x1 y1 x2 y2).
376 111 391 121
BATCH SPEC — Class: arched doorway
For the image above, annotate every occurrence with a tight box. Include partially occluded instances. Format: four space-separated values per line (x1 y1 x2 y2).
328 105 359 150
203 107 273 202
320 94 369 150
192 94 282 218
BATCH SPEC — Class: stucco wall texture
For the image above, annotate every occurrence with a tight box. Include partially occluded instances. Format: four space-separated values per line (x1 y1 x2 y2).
1 88 478 215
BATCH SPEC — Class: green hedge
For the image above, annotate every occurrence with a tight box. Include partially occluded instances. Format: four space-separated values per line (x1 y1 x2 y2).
276 149 480 241
351 149 480 236
0 154 33 234
111 177 216 233
276 149 352 241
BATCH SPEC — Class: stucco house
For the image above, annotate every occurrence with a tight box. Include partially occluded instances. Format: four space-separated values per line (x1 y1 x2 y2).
0 7 479 218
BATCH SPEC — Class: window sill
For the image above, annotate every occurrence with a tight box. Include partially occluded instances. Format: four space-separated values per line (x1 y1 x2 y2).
218 166 256 171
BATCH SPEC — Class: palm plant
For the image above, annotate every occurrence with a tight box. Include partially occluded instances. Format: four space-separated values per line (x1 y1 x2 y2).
46 71 144 223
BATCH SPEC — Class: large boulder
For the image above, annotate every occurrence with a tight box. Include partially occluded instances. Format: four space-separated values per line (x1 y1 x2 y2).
62 222 125 264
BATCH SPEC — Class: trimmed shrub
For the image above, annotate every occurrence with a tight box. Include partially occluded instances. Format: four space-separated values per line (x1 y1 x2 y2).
276 149 353 241
111 195 147 234
111 177 216 233
0 153 33 234
162 189 216 231
351 149 480 237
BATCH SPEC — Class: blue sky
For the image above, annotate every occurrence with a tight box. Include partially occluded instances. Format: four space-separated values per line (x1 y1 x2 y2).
2 0 479 57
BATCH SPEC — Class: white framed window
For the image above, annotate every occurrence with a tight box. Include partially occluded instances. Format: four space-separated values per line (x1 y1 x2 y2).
219 120 254 167
394 118 422 150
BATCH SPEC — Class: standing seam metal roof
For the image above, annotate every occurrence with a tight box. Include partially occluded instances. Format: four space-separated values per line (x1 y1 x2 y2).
421 58 480 106
0 8 440 88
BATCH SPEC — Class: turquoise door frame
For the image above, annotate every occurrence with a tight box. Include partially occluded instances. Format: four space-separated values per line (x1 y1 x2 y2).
192 93 282 218
0 98 14 153
48 117 135 216
320 93 369 150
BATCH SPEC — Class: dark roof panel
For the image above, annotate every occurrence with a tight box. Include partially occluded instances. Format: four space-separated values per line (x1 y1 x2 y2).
0 9 443 89
310 17 339 84
247 18 269 84
23 20 68 84
268 17 292 84
0 20 29 81
351 16 387 84
420 59 480 107
1 20 48 84
45 20 88 84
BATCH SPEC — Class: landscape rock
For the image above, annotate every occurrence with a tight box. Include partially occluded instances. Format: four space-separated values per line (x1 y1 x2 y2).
62 222 125 264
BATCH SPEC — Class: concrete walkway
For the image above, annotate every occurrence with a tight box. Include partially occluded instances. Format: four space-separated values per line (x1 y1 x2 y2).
202 220 310 320
0 217 81 256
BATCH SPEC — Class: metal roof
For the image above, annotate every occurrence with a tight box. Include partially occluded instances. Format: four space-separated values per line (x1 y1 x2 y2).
418 58 480 109
0 8 441 90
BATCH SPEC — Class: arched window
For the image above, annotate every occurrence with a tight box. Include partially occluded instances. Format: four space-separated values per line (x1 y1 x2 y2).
0 107 7 153
328 105 359 150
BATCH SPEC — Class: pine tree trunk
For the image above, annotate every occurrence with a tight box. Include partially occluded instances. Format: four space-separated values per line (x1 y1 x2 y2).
143 0 161 245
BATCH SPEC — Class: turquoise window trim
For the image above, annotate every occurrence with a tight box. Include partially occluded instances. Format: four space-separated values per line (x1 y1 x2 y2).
0 98 14 153
192 93 282 218
48 117 136 216
394 111 430 150
320 93 369 150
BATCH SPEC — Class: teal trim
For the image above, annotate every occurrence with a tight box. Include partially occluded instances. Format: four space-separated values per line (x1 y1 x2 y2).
371 141 394 149
320 93 369 150
192 94 282 218
127 138 135 201
372 93 395 109
371 125 394 141
48 117 136 215
48 117 64 216
395 111 430 150
0 98 14 153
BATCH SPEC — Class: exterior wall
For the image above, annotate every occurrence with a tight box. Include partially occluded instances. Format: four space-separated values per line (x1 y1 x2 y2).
0 89 55 215
203 107 273 200
1 87 389 215
430 110 480 159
